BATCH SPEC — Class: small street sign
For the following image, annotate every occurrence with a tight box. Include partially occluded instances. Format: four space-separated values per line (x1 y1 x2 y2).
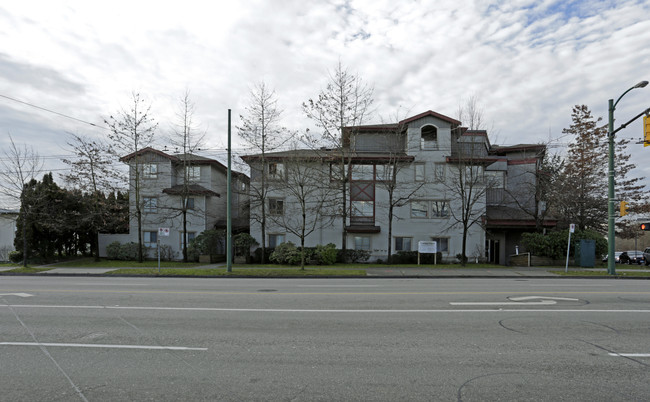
158 227 170 237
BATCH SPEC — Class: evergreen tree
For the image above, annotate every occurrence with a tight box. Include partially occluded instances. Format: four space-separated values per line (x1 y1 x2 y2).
556 105 608 232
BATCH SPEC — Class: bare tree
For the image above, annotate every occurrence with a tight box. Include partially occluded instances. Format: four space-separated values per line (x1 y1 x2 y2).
164 91 206 262
105 92 157 263
443 135 492 266
62 132 124 260
238 82 289 262
303 62 373 259
369 115 426 263
267 148 336 269
457 95 485 131
0 135 43 266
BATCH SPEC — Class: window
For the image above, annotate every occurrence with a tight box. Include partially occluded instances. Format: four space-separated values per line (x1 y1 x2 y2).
395 237 412 252
411 201 428 218
269 234 285 248
269 198 284 216
431 201 449 218
269 162 285 180
180 232 196 249
184 197 195 210
434 163 445 181
485 171 505 188
411 200 449 218
376 165 394 181
420 125 438 150
329 163 349 181
185 166 201 181
351 164 373 181
143 163 158 178
353 236 371 251
430 237 449 253
143 197 158 213
143 231 157 247
415 163 425 182
464 166 484 183
351 200 374 217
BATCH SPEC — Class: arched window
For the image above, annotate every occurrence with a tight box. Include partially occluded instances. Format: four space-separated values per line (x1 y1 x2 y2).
420 125 438 150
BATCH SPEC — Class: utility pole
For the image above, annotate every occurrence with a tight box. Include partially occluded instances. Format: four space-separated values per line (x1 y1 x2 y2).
227 109 232 273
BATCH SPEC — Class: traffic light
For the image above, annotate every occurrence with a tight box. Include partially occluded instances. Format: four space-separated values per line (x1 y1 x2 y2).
644 115 650 147
620 201 629 217
641 223 650 231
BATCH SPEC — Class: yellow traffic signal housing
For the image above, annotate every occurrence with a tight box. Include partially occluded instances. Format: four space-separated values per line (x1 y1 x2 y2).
620 201 629 217
644 115 650 147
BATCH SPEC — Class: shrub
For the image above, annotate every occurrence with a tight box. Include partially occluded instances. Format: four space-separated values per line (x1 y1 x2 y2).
252 247 274 264
391 251 441 264
521 229 607 260
106 241 121 260
313 243 337 265
341 249 370 263
234 233 259 260
270 242 302 265
154 244 175 261
118 242 139 260
9 250 23 263
106 241 139 261
187 230 225 262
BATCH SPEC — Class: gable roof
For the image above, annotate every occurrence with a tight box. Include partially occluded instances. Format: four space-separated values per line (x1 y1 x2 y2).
119 147 177 163
399 110 461 126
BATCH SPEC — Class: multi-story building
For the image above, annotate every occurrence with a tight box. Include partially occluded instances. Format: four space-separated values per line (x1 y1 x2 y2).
243 110 553 264
0 209 18 261
98 147 249 260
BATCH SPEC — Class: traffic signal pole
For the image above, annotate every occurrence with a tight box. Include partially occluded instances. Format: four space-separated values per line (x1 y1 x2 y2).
607 81 648 276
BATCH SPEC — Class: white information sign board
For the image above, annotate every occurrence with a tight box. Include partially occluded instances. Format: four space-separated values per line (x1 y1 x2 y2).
158 227 170 237
418 241 437 254
569 224 575 233
417 241 438 265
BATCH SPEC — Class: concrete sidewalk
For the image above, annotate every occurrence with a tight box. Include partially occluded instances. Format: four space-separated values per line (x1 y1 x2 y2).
4 265 648 278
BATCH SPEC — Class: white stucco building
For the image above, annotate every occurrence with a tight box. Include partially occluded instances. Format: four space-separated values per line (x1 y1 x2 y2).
98 147 249 260
243 110 553 264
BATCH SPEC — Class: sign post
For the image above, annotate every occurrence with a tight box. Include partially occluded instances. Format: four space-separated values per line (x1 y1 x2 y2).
158 228 170 273
418 241 438 265
565 224 575 273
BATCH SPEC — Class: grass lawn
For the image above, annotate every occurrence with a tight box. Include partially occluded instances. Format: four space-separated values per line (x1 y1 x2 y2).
551 270 650 277
4 267 53 273
106 267 367 277
44 258 205 268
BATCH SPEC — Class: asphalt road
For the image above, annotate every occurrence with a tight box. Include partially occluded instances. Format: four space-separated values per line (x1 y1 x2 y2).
1 276 649 401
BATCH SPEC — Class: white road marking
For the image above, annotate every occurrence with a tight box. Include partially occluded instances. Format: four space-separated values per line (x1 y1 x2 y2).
2 304 650 313
451 296 580 306
450 300 558 305
297 285 380 288
0 342 207 351
609 353 650 357
0 293 33 298
69 283 149 286
509 296 580 302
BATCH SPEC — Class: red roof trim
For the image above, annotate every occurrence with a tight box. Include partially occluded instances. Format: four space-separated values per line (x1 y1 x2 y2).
508 159 538 165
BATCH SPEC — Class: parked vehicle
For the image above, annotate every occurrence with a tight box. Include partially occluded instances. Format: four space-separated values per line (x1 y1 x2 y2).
644 248 650 266
624 250 645 265
602 252 623 263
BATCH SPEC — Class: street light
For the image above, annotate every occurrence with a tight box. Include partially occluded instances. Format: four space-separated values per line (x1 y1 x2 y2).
607 80 648 275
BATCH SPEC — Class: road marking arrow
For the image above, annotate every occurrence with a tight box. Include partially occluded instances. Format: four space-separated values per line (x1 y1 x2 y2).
0 293 33 298
450 296 579 306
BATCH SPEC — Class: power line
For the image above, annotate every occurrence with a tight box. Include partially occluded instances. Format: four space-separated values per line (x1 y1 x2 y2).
0 93 107 130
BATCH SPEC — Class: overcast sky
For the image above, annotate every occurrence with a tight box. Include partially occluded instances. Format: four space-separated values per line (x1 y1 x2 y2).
1 0 649 200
